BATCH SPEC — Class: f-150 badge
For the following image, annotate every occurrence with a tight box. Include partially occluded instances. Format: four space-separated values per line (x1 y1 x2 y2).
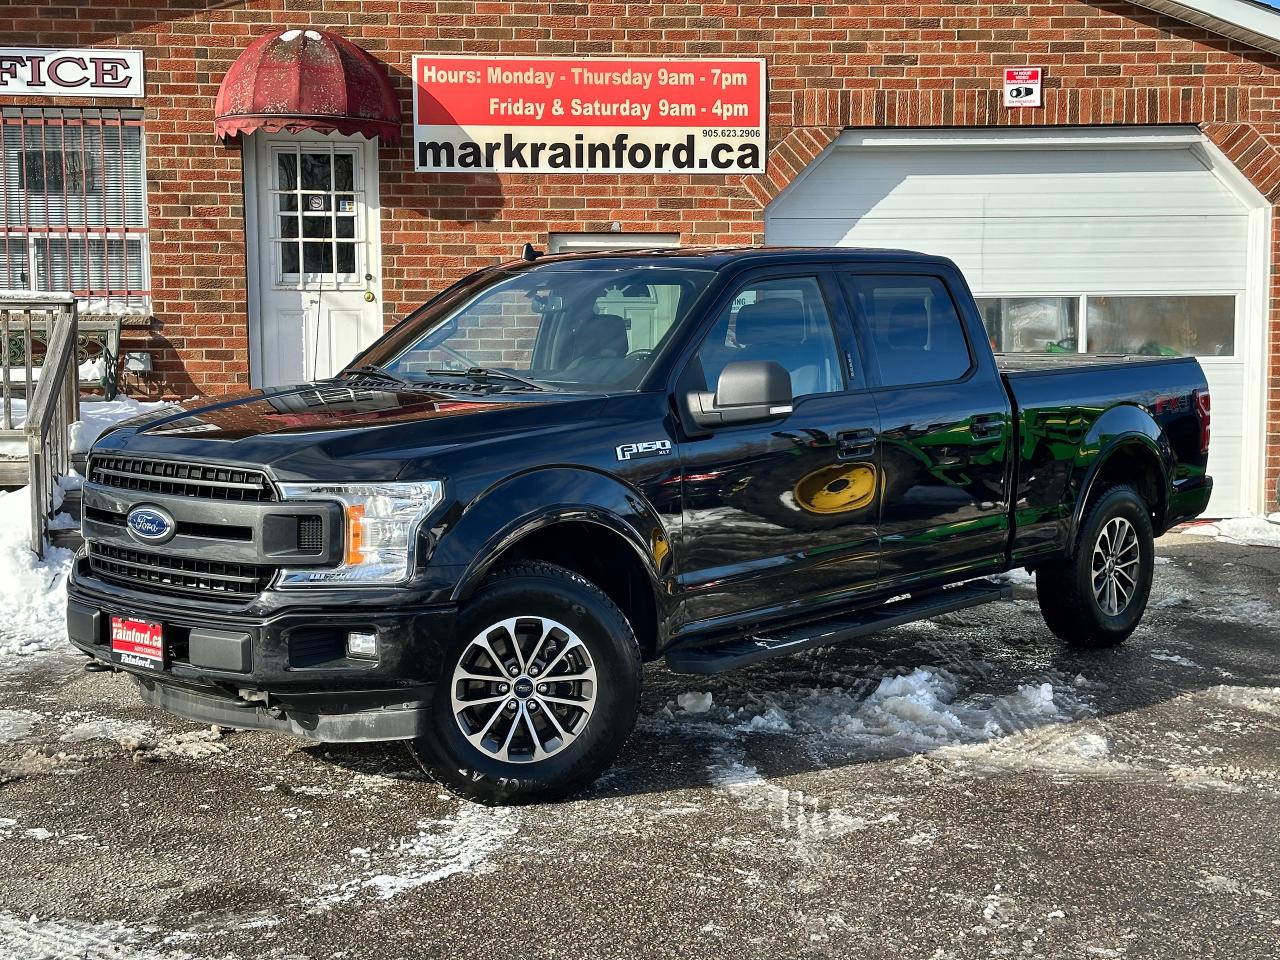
616 439 672 462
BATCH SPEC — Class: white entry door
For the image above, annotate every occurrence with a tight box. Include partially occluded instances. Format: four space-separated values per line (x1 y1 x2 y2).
247 133 384 387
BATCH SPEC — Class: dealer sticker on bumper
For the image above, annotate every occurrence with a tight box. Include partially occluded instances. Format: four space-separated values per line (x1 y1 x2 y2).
110 616 166 669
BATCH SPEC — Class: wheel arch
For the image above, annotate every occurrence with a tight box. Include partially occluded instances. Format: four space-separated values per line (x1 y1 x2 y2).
435 468 671 659
1069 410 1172 544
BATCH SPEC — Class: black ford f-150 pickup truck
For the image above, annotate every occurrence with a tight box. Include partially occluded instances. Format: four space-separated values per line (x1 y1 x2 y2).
67 247 1213 804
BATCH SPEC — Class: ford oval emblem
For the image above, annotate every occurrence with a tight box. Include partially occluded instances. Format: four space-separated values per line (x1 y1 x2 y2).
126 505 176 544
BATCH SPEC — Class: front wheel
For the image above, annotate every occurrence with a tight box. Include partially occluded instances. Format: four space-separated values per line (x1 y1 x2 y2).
1035 484 1155 648
410 561 642 805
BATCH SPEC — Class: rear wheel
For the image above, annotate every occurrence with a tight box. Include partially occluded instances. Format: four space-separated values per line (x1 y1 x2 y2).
1035 484 1155 648
410 561 641 805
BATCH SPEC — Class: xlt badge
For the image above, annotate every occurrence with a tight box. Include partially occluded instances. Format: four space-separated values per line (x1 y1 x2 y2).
616 439 672 462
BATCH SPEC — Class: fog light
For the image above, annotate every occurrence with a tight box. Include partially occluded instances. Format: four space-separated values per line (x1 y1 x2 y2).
347 630 378 660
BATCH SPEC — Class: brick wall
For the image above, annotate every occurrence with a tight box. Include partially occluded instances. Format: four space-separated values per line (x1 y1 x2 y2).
0 0 1278 505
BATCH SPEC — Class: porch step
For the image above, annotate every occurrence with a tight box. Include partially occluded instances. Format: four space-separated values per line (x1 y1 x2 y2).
664 579 1012 676
48 486 83 551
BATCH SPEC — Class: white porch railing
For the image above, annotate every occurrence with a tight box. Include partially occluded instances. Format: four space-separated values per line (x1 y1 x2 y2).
0 293 80 557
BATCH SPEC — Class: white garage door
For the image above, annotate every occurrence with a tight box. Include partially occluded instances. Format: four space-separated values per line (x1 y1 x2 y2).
765 130 1267 517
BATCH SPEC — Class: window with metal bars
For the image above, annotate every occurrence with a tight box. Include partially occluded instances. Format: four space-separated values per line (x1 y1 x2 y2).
1 107 150 315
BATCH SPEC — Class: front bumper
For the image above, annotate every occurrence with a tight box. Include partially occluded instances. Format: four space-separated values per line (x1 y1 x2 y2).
67 564 458 742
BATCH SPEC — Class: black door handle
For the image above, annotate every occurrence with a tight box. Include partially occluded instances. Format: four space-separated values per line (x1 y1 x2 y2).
837 428 877 459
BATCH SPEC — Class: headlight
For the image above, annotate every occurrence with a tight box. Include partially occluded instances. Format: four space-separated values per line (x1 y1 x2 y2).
276 481 444 586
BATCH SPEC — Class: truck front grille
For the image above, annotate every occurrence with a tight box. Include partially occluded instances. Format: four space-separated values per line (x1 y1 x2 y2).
88 542 274 602
88 455 277 503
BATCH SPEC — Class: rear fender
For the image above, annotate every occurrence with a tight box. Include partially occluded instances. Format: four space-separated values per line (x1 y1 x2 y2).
1068 404 1172 544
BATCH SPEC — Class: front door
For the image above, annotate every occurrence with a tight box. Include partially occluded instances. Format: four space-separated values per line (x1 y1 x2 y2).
676 270 881 631
247 133 383 387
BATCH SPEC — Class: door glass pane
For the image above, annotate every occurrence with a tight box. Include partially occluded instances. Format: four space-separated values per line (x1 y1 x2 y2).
1085 296 1235 357
335 216 355 239
692 276 844 399
336 243 355 274
303 242 332 273
300 152 331 191
302 216 330 239
334 154 354 191
976 296 1080 353
847 275 971 386
279 215 298 239
276 152 297 190
279 242 299 275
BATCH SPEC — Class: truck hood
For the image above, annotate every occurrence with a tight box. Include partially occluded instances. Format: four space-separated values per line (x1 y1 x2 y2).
96 382 606 481
129 382 534 441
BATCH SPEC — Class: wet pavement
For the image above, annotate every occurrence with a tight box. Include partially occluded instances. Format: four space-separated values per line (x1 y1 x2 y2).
1 531 1278 959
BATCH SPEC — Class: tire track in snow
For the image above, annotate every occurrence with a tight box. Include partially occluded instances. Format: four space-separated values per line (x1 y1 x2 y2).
0 913 199 960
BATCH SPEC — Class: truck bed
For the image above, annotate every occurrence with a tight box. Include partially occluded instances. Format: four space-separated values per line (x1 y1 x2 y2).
995 352 1193 375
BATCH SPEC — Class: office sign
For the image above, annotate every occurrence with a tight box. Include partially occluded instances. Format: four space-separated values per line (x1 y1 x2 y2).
0 47 145 97
1003 67 1043 108
413 55 766 174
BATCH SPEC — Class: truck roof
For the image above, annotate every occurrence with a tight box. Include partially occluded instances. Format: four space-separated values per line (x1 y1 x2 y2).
517 245 955 271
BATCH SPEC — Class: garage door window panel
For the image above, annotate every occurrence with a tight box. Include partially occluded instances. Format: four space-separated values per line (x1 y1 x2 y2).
1085 295 1236 358
847 276 973 387
691 276 845 400
977 296 1080 353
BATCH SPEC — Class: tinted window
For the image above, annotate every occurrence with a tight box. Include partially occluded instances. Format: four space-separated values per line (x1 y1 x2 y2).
691 276 844 400
847 275 971 386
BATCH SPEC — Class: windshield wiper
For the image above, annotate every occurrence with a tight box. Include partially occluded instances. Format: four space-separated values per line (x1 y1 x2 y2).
343 364 411 386
421 367 559 393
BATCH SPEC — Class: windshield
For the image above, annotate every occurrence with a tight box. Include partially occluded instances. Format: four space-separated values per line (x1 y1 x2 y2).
357 265 715 392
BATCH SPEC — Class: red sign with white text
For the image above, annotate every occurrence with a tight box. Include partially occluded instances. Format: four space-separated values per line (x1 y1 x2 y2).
1003 67 1043 108
111 616 165 668
413 56 766 174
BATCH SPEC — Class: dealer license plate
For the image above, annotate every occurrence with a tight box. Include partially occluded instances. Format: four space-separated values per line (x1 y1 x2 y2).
110 616 166 669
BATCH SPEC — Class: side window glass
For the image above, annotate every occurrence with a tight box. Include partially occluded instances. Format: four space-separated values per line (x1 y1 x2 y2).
848 275 972 386
691 276 845 400
593 280 685 353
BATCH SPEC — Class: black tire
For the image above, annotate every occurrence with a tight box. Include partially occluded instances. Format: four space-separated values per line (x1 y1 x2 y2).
409 561 641 805
1035 484 1155 648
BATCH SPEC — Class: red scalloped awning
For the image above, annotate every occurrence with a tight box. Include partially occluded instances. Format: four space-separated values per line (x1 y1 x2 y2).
214 28 401 144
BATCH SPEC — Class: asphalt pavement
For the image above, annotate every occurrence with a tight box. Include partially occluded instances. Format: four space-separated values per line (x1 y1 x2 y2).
1 531 1277 960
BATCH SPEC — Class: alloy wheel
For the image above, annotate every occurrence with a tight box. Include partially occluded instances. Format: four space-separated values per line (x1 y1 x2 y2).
450 616 597 763
1091 516 1140 616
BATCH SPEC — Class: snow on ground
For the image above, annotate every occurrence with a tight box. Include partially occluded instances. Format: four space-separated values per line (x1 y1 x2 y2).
0 397 175 663
0 912 194 960
1180 513 1280 547
0 483 77 660
315 806 521 909
696 667 1081 758
0 708 40 743
0 395 174 459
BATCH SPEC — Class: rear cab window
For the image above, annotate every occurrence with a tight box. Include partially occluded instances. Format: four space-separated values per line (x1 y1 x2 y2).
844 274 973 387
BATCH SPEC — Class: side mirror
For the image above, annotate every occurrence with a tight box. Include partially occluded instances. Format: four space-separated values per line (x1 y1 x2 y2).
686 360 793 429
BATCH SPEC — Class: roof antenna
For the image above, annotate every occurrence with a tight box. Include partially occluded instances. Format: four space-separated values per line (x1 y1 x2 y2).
522 242 542 261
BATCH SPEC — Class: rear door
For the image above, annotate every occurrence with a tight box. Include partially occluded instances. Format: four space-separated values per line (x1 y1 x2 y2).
838 266 1013 587
674 267 881 629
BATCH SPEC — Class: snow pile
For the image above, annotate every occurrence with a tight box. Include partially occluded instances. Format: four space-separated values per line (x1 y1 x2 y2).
0 395 174 459
677 691 714 714
68 397 175 454
704 668 1085 765
0 484 77 660
1179 513 1280 547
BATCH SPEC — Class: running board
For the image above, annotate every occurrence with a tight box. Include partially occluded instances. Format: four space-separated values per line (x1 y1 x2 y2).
664 579 1012 676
